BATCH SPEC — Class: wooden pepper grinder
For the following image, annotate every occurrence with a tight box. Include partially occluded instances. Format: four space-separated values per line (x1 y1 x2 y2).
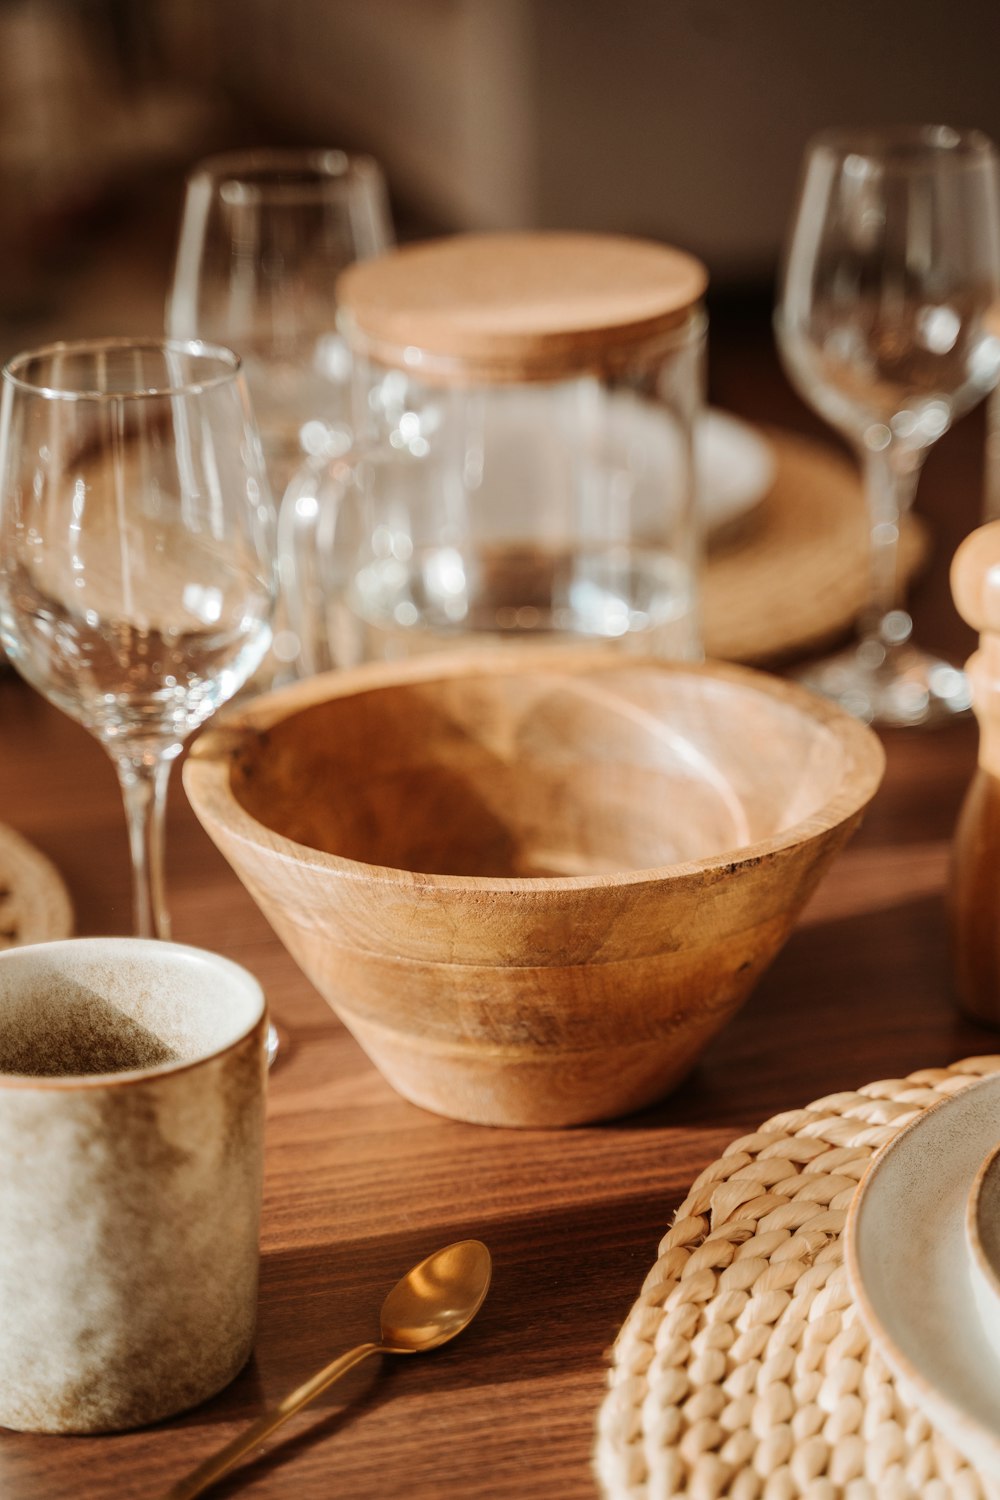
950 521 1000 1023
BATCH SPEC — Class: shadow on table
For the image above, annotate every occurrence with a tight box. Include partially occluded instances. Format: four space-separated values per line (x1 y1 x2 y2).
612 886 1000 1137
158 1190 678 1493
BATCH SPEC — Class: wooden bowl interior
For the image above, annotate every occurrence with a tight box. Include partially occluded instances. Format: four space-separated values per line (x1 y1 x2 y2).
231 668 849 878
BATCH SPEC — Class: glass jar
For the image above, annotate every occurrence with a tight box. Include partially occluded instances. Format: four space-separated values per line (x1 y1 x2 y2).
279 231 708 674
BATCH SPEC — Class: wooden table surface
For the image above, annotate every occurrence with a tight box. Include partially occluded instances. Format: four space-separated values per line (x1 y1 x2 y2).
1 315 998 1500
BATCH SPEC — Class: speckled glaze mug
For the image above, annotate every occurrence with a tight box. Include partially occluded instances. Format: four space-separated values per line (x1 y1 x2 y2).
0 937 267 1434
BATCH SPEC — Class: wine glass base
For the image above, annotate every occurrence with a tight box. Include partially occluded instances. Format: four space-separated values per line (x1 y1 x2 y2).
793 642 971 728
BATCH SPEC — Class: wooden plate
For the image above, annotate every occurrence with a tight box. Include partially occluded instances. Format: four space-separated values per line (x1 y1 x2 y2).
0 823 74 950
704 426 929 665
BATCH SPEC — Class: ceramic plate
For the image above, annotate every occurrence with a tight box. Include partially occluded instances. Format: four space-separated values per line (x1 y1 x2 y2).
967 1143 1000 1354
846 1073 1000 1479
696 408 775 535
468 394 773 542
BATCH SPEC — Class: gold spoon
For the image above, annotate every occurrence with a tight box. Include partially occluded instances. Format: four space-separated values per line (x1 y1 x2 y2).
165 1239 492 1500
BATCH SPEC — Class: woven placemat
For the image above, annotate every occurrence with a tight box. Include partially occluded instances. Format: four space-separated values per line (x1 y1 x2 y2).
595 1055 1000 1500
0 822 73 949
703 428 929 667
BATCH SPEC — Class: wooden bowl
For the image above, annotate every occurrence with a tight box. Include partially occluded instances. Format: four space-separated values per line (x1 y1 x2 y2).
183 648 884 1126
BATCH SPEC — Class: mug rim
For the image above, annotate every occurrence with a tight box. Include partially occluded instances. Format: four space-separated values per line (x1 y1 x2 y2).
0 937 267 1092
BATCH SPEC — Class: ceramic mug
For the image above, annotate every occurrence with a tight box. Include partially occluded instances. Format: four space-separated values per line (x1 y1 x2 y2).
0 937 267 1434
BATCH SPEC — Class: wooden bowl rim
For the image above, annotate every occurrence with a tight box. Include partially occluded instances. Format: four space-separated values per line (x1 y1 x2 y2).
184 648 885 893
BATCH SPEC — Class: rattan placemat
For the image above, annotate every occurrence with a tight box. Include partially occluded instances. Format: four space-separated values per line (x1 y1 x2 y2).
0 822 73 949
703 428 929 667
595 1055 1000 1500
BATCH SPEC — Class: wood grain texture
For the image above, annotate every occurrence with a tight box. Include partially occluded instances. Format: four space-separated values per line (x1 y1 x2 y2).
0 303 994 1499
183 651 883 1126
702 427 929 665
337 232 707 381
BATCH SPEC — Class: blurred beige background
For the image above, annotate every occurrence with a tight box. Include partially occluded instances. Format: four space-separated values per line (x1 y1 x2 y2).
213 0 1000 279
1 0 999 351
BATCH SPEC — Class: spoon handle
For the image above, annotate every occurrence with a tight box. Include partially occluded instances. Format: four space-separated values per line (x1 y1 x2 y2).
164 1340 383 1499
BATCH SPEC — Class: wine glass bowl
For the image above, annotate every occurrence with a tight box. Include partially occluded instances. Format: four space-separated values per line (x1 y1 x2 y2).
0 337 276 938
776 124 1000 726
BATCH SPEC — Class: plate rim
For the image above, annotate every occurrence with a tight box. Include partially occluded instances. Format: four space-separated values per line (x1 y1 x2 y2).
698 407 775 531
845 1071 1000 1476
969 1142 1000 1278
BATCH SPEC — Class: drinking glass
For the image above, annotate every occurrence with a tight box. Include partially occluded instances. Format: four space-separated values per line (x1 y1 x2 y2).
0 337 276 939
776 125 1000 726
167 148 392 678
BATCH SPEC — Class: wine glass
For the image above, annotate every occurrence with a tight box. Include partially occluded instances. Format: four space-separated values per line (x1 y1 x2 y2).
0 337 276 940
776 125 1000 726
166 149 393 676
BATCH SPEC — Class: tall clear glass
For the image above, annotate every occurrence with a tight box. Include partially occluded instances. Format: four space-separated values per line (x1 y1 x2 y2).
167 148 393 497
776 125 1000 726
0 338 276 938
167 148 392 679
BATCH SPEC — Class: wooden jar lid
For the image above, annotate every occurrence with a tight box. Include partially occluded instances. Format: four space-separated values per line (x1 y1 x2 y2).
336 232 708 382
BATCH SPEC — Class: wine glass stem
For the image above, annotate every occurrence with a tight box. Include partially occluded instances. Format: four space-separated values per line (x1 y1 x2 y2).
114 751 174 940
859 445 921 650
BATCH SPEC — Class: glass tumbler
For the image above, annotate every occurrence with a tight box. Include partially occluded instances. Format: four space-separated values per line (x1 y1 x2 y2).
168 148 393 496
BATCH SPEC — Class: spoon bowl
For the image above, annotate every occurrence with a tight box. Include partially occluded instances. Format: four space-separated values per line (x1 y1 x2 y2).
381 1238 493 1352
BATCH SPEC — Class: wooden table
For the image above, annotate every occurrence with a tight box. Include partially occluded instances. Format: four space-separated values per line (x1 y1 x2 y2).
1 316 997 1500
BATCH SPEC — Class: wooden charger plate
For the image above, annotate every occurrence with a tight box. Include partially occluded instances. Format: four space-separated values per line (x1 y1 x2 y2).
0 823 74 950
703 427 929 666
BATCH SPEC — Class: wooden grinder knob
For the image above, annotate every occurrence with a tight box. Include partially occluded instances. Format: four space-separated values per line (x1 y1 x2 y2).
950 521 1000 1023
952 521 1000 638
